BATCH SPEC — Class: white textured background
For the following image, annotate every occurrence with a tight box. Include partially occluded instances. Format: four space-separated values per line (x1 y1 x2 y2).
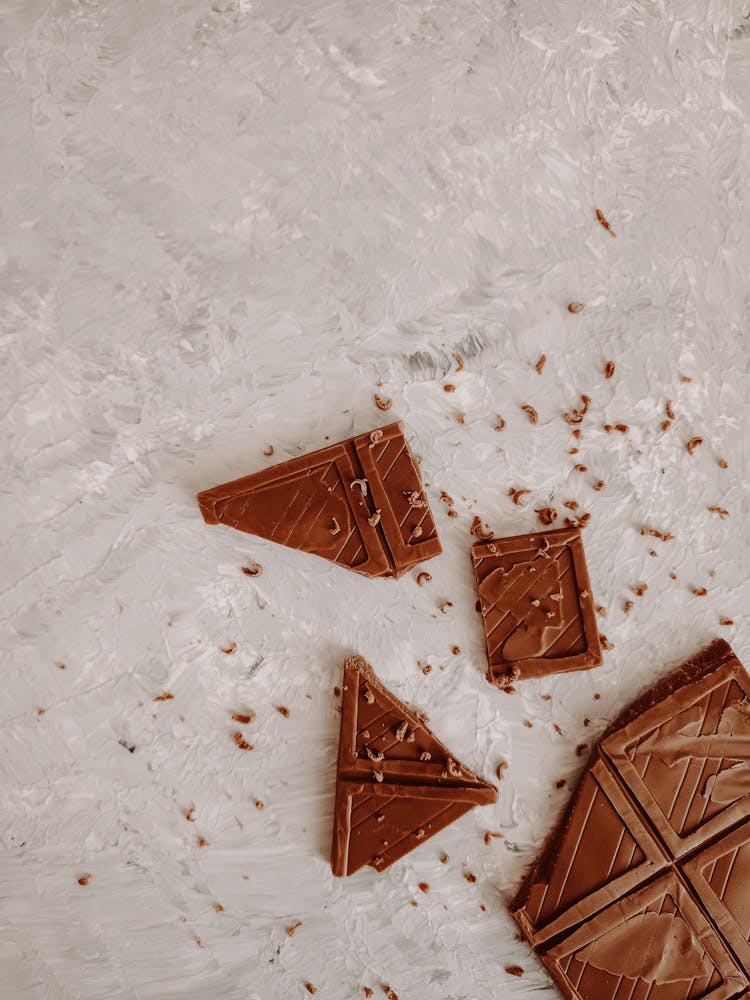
2 1 750 998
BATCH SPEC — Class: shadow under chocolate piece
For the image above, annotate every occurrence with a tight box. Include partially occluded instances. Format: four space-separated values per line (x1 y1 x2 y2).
472 526 602 686
331 656 497 876
512 639 750 1000
197 421 441 579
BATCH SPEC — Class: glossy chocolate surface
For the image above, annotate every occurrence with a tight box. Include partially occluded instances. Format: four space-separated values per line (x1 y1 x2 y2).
513 640 750 999
472 526 602 685
197 422 441 578
331 656 497 876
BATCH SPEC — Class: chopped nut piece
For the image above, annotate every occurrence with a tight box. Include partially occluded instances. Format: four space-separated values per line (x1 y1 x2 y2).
305 983 317 995
484 831 503 845
213 903 224 912
198 837 208 847
440 490 454 505
383 988 399 1000
414 828 425 840
374 394 392 410
686 436 703 455
404 490 428 508
495 415 506 431
599 633 613 650
364 990 374 999
568 302 585 314
574 464 587 472
708 506 729 518
440 852 449 863
534 354 546 374
614 423 629 433
640 527 674 541
456 413 465 425
416 572 432 587
535 506 557 526
421 664 431 675
233 733 253 751
505 965 525 978
521 404 538 424
221 642 237 655
231 711 255 725
564 394 591 424
604 361 615 378
470 515 493 539
681 375 692 383
185 805 196 822
452 645 460 655
447 508 458 518
595 208 616 237
365 747 384 763
563 500 579 511
576 743 588 757
241 563 263 577
275 705 290 718
446 757 462 777
693 587 708 597
555 778 566 789
523 719 533 728
329 517 341 536
719 458 729 469
662 420 672 432
376 814 385 823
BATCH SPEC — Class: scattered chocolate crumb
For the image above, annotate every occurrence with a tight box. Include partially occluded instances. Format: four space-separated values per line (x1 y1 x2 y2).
572 428 582 439
495 415 506 431
77 874 91 886
418 882 430 893
631 584 648 597
574 464 587 473
640 527 674 541
604 361 615 378
614 423 629 433
564 394 591 425
553 723 563 735
594 692 601 700
275 706 290 718
686 437 703 455
576 743 588 756
447 508 458 518
470 515 493 539
603 424 612 433
464 872 477 883
452 645 461 655
198 837 208 848
195 938 203 948
241 563 262 577
287 921 303 937
383 988 399 1000
484 831 503 845
456 413 465 425
438 600 453 614
255 800 265 810
508 487 532 506
480 904 487 912
661 420 672 432
534 354 546 375
443 383 457 394
592 480 605 492
410 900 418 907
440 852 449 863
563 500 579 511
496 761 508 781
232 711 255 725
708 506 729 518
541 694 552 701
505 965 525 978
719 458 729 469
568 302 585 314
263 444 274 457
421 664 431 676
364 990 374 999
599 633 613 650
333 686 341 698
374 394 392 411
693 587 708 597
185 805 196 822
454 354 464 371
221 643 237 655
305 983 317 995
535 506 557 526
595 208 616 237
233 733 253 751
555 778 566 789
37 707 45 716
523 719 533 729
624 600 634 615
681 375 692 383
440 490 454 505
214 903 224 913
569 447 579 455
670 571 678 580
720 618 734 626
665 400 675 420
521 404 538 424
154 692 174 702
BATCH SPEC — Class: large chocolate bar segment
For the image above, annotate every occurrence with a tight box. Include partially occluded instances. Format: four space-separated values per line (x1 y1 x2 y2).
542 873 746 1000
331 656 497 876
472 527 602 685
197 422 441 579
602 641 750 856
514 754 667 946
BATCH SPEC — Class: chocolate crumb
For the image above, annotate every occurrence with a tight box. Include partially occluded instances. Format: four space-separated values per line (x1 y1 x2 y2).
631 584 648 597
198 837 208 848
464 872 477 883
213 903 224 912
263 445 274 457
383 988 399 1000
154 692 174 702
614 423 628 433
665 400 675 420
681 375 692 383
287 921 302 937
521 404 538 424
708 506 729 518
563 500 579 511
624 600 634 614
592 480 605 491
535 506 558 526
374 394 392 411
364 990 374 999
440 852 449 863
438 600 453 614
574 464 587 473
640 527 674 542
719 458 729 469
231 712 255 725
534 354 546 375
333 686 341 698
447 508 458 518
77 874 91 886
594 692 601 700
456 413 465 425
505 965 525 978
595 208 616 237
255 800 264 810
495 415 506 431
576 743 588 756
693 587 708 597
572 428 582 439
599 633 613 650
686 436 703 455
555 779 566 789
568 302 585 314
649 549 657 557
418 881 430 893
421 664 431 676
662 420 672 432
185 805 196 822
484 831 503 845
454 354 464 371
470 515 493 539
670 571 678 580
508 487 532 506
523 719 533 729
604 361 615 378
275 706 290 718
440 491 454 505
305 983 317 995
241 563 262 577
496 761 508 781
233 733 253 751
720 617 734 626
220 643 237 655
443 383 456 393
452 645 460 655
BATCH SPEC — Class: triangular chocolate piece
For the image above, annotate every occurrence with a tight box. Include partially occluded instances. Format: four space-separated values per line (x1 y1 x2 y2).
197 422 441 579
331 656 497 876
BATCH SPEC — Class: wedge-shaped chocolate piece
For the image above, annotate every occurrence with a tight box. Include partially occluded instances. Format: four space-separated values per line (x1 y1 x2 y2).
331 656 497 876
514 753 667 946
197 422 441 579
472 527 602 686
542 872 745 1000
512 640 750 999
602 639 750 857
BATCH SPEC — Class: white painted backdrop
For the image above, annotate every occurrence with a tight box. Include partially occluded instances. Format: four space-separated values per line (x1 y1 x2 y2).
2 1 750 997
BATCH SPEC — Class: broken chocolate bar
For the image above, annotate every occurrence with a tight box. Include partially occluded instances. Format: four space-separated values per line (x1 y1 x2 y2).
512 639 750 999
331 656 497 876
197 422 441 579
472 526 602 685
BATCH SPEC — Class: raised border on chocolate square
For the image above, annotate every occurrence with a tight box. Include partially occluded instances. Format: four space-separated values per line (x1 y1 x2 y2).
541 871 746 1000
472 526 602 684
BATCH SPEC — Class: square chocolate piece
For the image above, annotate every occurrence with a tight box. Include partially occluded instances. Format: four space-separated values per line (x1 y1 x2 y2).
472 526 602 686
512 639 750 1000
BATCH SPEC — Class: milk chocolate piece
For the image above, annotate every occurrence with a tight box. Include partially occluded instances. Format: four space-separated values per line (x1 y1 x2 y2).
197 422 441 579
512 640 750 999
472 527 602 685
331 656 497 876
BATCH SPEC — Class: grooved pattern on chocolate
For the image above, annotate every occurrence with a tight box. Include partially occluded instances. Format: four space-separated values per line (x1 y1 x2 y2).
197 422 441 578
331 656 497 876
512 640 750 999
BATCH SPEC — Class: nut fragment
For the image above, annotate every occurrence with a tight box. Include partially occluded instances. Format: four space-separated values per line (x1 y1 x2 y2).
604 361 615 378
719 458 729 469
720 617 734 626
535 506 557 526
232 711 255 725
686 436 703 455
534 354 546 374
365 747 384 762
494 415 506 431
564 394 591 425
631 584 648 597
454 353 464 371
275 705 290 717
304 984 317 995
233 732 253 751
374 394 392 411
693 587 708 597
443 383 456 393
414 828 425 840
241 563 263 577
404 490 428 508
665 400 675 420
78 874 91 886
521 404 538 424
419 751 431 761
